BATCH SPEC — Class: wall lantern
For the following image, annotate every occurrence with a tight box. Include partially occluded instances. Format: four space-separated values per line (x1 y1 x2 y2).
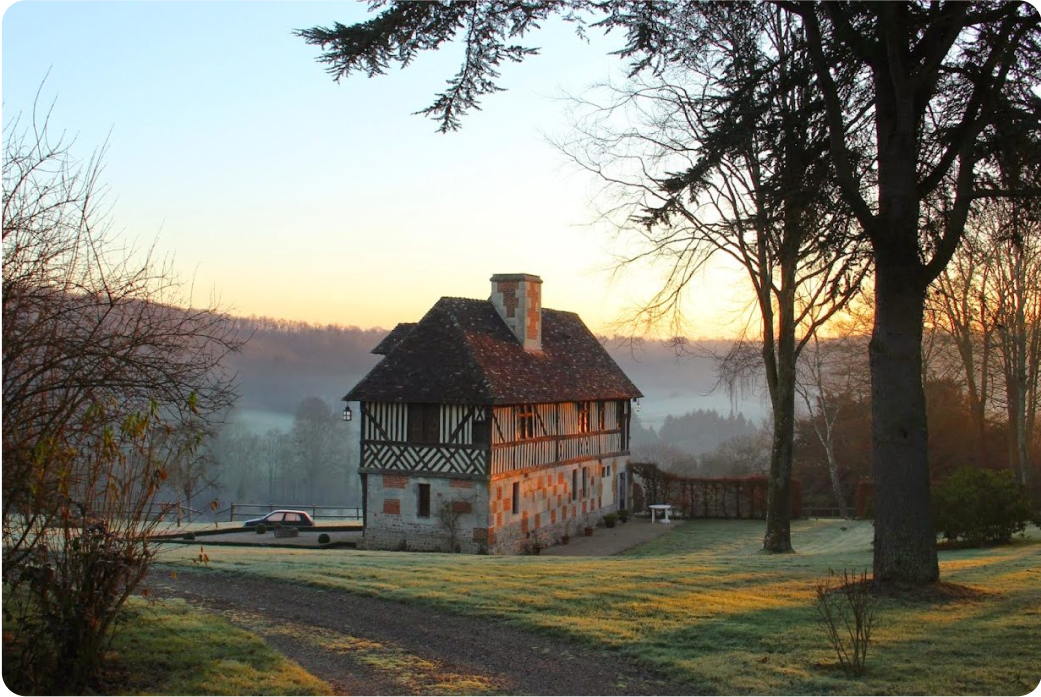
634 398 641 414
343 405 353 422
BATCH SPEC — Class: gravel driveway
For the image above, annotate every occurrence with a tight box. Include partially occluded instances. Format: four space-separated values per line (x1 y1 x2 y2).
153 569 696 695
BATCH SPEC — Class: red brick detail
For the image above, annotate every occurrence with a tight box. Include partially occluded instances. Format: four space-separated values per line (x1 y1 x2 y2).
534 513 541 528
383 499 401 515
497 281 518 318
550 509 557 524
496 512 503 528
451 479 474 489
383 475 407 489
527 284 541 339
521 510 529 534
452 500 472 514
496 486 503 499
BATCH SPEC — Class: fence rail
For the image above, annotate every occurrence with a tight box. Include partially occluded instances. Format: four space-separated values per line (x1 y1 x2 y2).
228 503 362 523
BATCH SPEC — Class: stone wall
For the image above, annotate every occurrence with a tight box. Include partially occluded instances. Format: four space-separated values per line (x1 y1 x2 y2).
362 474 491 553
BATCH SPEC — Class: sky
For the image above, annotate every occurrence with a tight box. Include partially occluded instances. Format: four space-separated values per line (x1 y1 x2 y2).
2 1 749 337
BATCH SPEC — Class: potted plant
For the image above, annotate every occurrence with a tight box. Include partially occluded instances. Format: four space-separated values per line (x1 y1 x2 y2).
603 513 618 528
617 509 630 524
584 525 594 536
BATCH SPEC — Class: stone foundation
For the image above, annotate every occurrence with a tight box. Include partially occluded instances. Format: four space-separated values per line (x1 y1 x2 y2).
362 473 490 553
362 456 629 555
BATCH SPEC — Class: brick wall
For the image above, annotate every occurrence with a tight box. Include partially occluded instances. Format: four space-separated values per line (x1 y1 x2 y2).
488 455 627 554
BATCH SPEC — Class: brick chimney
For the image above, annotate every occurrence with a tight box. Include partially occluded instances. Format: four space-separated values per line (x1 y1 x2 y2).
490 273 543 351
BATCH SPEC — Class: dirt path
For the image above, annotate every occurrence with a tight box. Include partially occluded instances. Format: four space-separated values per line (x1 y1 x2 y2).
153 570 695 696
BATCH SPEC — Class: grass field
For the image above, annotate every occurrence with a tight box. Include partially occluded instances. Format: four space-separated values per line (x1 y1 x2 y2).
1 594 330 695
158 519 1041 695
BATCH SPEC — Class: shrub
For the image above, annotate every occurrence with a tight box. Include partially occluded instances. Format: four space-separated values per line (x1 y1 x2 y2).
814 568 877 676
932 467 1033 545
603 513 618 528
255 524 267 534
318 533 331 545
617 508 630 523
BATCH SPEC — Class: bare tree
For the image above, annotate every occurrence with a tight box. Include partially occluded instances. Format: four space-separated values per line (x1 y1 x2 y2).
930 231 998 467
796 307 873 518
2 101 241 692
559 6 866 551
990 203 1041 488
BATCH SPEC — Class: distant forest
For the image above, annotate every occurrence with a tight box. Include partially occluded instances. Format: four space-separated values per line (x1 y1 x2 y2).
203 315 762 513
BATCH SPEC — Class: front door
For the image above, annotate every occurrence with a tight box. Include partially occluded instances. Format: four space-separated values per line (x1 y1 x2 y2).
618 470 627 510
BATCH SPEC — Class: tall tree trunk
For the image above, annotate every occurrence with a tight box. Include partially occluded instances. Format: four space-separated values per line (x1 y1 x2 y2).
763 371 796 551
870 259 939 584
763 255 798 553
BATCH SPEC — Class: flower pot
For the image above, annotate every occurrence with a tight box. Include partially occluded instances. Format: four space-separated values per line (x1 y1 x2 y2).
584 526 594 537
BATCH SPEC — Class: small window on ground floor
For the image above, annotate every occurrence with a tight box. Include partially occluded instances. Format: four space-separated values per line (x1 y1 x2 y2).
512 481 520 515
418 483 431 518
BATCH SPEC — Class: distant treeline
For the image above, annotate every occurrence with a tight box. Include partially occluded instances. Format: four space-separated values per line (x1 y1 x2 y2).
224 314 743 427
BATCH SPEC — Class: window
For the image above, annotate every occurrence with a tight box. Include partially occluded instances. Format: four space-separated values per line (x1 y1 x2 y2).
512 482 520 515
417 483 431 518
571 470 578 501
576 402 591 433
597 401 606 431
409 404 440 444
581 468 588 498
472 419 489 447
516 405 537 440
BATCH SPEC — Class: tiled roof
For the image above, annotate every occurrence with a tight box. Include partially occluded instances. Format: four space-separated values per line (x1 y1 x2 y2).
345 297 642 405
371 322 416 355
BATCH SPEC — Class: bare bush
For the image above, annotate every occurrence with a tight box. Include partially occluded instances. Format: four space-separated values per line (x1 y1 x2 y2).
814 568 878 676
2 100 241 692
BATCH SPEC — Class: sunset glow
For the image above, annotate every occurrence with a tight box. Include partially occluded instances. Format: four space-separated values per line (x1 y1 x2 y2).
1 1 749 337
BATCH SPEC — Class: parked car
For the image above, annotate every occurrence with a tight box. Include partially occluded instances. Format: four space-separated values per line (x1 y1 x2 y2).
243 510 315 527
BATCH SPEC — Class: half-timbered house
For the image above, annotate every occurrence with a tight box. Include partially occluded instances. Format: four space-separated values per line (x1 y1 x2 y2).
344 273 642 554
